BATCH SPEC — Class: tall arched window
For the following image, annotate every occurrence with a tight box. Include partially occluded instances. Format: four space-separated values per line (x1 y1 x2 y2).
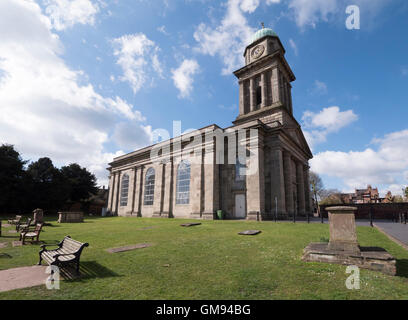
143 168 155 205
176 160 191 204
235 157 246 181
120 174 129 207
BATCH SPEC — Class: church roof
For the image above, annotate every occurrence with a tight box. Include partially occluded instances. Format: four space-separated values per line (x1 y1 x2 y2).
251 27 278 44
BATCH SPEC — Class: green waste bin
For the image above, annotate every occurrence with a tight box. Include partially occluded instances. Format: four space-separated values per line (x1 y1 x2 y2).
217 210 224 220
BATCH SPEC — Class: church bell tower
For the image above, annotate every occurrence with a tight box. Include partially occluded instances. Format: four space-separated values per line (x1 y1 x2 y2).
233 26 296 125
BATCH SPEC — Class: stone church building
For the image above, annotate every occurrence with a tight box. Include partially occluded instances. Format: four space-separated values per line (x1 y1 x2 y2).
106 27 313 220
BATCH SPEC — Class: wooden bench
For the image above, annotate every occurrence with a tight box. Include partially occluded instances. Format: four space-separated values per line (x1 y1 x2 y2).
8 215 22 225
38 236 89 274
20 223 43 244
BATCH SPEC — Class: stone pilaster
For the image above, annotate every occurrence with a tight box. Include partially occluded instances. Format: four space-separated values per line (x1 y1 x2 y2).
190 153 203 219
161 160 173 218
250 77 255 112
246 131 265 220
271 68 280 104
153 163 165 217
133 166 144 216
270 148 286 217
203 145 217 220
296 162 306 216
304 166 311 215
107 173 114 212
112 171 121 216
283 151 294 216
127 167 137 215
239 81 244 115
261 72 267 108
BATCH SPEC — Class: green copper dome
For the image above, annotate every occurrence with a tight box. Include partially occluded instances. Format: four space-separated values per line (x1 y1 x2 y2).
251 27 278 44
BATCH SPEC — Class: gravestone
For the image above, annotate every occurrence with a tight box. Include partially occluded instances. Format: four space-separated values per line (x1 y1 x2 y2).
302 206 396 276
33 208 44 224
58 212 84 223
238 230 262 236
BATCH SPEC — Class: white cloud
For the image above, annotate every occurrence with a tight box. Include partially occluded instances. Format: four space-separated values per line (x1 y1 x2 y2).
43 0 100 31
0 0 152 186
157 25 169 35
288 0 338 28
302 106 358 148
112 33 164 94
193 0 257 75
171 59 200 99
289 38 298 56
311 129 408 194
309 80 328 96
287 0 390 29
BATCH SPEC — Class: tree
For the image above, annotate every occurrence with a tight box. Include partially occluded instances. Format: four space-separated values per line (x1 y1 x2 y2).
0 144 27 213
404 187 408 200
27 157 69 211
319 189 343 205
60 164 98 211
309 171 324 216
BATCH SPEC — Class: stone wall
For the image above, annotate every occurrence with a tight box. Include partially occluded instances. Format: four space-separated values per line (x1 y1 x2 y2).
320 203 408 220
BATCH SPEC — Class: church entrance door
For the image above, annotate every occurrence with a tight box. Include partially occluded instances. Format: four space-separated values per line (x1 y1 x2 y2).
235 194 246 219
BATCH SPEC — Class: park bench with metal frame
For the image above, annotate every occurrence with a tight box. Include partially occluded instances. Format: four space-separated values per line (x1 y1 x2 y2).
16 218 33 231
38 236 89 275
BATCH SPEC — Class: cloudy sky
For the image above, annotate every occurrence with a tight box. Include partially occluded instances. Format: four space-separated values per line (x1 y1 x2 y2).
1 0 407 196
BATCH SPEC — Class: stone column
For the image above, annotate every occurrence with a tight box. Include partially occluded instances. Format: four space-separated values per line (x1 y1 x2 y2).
203 144 218 220
249 77 255 112
261 72 267 108
161 160 173 218
304 166 311 215
270 148 286 217
283 151 294 216
296 162 306 216
153 163 165 217
239 81 245 115
271 68 280 104
190 152 203 219
246 131 265 220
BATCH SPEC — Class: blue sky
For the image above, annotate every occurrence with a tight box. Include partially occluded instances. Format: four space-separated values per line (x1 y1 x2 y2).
1 0 408 196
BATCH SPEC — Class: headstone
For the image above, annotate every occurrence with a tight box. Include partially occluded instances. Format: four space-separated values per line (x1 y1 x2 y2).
180 223 202 227
12 241 22 247
33 208 44 224
238 230 262 236
106 243 152 253
58 212 84 223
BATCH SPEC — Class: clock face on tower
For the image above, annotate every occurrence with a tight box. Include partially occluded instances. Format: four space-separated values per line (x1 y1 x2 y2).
251 44 265 60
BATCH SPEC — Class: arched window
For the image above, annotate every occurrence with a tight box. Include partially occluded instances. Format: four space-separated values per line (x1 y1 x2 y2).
235 157 246 181
143 168 155 206
176 160 191 204
120 174 129 207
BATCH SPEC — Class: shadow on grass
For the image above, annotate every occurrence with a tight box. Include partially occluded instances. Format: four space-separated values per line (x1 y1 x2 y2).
0 253 12 259
60 261 120 282
396 259 408 278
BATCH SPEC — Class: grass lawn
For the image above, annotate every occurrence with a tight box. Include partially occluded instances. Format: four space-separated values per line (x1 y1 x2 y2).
0 216 407 300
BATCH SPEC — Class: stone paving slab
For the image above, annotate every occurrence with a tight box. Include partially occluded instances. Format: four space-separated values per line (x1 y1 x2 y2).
12 241 22 247
106 243 153 253
0 265 48 293
8 230 17 234
238 230 262 236
0 242 8 249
